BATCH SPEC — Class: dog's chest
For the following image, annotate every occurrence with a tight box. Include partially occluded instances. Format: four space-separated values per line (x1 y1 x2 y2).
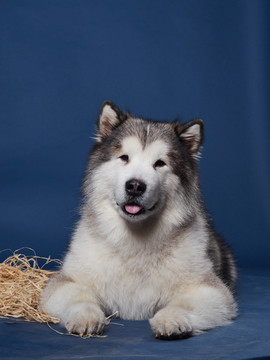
97 251 176 319
67 225 209 320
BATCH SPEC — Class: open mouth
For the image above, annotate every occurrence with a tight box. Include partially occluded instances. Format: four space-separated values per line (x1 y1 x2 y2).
122 202 157 216
123 203 145 216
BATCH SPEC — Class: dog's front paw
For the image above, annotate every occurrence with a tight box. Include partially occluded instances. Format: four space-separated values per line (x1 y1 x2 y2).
149 306 193 340
63 302 106 337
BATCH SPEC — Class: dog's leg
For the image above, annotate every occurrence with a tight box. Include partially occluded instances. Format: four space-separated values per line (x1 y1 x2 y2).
41 273 106 336
149 278 237 339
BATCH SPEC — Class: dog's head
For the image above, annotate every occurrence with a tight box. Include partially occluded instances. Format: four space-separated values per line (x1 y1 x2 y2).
84 101 203 225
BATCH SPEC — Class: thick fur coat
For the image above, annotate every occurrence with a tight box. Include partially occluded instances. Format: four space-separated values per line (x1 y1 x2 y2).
41 101 237 339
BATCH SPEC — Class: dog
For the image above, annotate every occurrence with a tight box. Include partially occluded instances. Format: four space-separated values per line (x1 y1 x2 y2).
41 101 237 340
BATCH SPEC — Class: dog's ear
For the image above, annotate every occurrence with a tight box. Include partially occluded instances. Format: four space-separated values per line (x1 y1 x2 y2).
96 101 126 142
175 119 204 158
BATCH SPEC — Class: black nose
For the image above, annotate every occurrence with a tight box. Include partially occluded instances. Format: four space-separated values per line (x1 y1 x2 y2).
125 179 146 196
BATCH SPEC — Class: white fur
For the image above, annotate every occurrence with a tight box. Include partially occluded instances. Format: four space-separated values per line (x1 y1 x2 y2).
41 135 237 338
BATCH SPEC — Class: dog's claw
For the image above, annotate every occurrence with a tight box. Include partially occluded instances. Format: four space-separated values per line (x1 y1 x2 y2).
155 331 192 340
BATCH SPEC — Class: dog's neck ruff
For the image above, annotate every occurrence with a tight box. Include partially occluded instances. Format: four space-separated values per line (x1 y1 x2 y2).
85 198 197 256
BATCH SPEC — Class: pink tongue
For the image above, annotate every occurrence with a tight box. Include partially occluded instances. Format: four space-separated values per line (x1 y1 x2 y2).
125 205 142 214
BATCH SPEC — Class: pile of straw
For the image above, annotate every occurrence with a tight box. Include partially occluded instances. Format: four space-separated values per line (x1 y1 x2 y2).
0 249 61 324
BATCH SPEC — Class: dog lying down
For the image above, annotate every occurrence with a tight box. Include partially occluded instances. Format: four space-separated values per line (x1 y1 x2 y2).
41 101 237 340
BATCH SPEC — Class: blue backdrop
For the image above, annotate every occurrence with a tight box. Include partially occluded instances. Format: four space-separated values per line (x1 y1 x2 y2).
1 0 269 268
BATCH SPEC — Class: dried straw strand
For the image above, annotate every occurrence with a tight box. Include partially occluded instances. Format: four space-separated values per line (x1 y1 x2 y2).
0 249 61 324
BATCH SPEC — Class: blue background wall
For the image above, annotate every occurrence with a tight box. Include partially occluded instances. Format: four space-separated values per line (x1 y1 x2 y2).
1 0 269 268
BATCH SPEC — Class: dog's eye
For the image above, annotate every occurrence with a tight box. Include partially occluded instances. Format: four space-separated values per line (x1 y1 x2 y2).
119 154 129 162
154 159 166 168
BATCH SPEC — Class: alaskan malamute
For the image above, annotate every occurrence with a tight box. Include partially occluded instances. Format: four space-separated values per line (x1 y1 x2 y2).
41 101 237 339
